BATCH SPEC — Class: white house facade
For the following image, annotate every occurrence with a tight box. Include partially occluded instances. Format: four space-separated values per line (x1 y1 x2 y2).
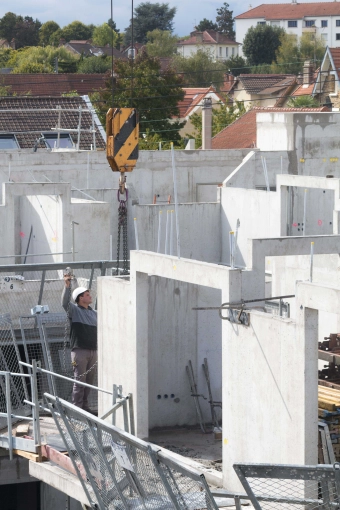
235 1 340 56
177 30 240 61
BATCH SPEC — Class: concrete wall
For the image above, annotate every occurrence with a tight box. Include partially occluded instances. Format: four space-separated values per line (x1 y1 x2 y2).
132 202 221 263
0 182 110 264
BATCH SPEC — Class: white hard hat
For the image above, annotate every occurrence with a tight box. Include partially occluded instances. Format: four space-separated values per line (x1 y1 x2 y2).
72 287 88 302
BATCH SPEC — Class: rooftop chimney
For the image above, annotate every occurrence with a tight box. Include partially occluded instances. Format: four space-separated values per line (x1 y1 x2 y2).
303 60 314 85
202 97 212 150
196 32 203 44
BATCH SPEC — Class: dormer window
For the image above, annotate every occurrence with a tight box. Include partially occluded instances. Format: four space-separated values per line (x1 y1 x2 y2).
0 134 19 149
42 133 74 149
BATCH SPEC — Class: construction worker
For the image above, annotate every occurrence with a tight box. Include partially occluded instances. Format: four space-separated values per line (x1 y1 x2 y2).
62 275 97 412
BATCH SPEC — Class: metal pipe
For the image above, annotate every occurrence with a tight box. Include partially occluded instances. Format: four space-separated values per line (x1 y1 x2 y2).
171 143 181 258
57 106 61 149
165 210 170 255
303 188 307 236
157 210 162 253
122 400 129 432
5 372 13 460
128 393 135 435
112 384 118 426
19 361 113 395
99 397 129 421
310 241 314 282
71 221 79 261
38 270 46 305
170 210 174 256
91 111 96 151
229 231 235 268
32 360 41 447
134 218 139 250
193 294 295 311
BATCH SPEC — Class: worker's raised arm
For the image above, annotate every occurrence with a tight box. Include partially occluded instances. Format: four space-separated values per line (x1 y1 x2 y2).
61 274 75 315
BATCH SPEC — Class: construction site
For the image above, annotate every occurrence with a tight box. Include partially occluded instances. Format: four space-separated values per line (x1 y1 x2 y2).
2 99 340 510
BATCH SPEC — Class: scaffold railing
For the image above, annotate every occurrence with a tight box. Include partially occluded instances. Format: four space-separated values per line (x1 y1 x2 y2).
45 393 219 510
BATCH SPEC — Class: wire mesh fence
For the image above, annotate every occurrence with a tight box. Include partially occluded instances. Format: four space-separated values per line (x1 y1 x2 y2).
0 261 117 415
234 463 340 510
0 313 29 429
46 394 219 510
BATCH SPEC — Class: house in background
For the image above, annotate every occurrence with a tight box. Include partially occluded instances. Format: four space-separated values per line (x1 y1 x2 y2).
177 30 240 60
313 46 340 108
176 86 227 136
60 39 125 60
235 2 340 56
231 74 297 107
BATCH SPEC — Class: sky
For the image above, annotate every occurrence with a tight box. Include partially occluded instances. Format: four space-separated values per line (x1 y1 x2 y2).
0 0 280 36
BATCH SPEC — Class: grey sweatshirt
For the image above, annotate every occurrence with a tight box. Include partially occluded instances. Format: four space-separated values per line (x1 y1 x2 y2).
61 286 97 350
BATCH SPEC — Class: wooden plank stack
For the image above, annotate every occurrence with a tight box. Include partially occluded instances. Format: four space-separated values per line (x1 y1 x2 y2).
319 381 340 460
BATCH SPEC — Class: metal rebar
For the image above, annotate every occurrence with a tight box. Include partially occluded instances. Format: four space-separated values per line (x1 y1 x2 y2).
157 211 162 253
38 270 46 305
165 210 170 255
171 144 181 258
32 361 41 447
303 188 307 236
310 241 314 282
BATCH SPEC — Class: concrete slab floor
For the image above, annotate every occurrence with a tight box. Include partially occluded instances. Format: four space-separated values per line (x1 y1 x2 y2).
148 428 223 471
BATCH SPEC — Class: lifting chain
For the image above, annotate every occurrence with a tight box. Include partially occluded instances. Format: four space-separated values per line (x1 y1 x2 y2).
116 186 129 275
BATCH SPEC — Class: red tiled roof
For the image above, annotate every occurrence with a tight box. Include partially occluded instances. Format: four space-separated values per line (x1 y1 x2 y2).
177 87 226 117
0 74 106 97
178 30 239 45
236 2 340 19
0 96 105 150
238 74 296 94
291 83 315 96
211 106 330 149
329 48 340 72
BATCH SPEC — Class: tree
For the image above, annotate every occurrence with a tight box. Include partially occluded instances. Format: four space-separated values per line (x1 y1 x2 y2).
14 16 42 48
269 32 326 74
77 55 111 73
61 21 93 42
8 46 79 73
195 19 218 31
243 24 285 66
108 19 120 33
216 3 235 40
287 95 319 108
224 55 248 76
92 23 118 47
39 21 60 46
125 2 176 44
0 48 14 69
173 50 225 89
145 29 178 57
188 99 246 148
0 12 17 41
94 50 185 143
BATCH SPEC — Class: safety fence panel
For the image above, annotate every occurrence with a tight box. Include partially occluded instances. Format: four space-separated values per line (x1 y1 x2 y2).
234 463 340 510
0 314 29 429
46 394 218 510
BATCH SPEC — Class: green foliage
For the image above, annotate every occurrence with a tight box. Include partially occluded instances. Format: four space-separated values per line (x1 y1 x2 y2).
0 13 42 49
139 131 185 149
125 2 177 44
108 19 120 33
92 23 118 47
188 99 246 148
94 50 185 142
173 50 225 88
8 46 79 73
60 21 93 42
61 90 79 97
224 55 249 76
287 95 320 108
0 48 14 69
39 21 60 46
243 24 285 66
145 29 178 57
77 55 111 74
216 3 235 40
195 19 218 31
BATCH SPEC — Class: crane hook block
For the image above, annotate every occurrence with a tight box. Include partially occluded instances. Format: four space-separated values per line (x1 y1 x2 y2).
106 107 139 173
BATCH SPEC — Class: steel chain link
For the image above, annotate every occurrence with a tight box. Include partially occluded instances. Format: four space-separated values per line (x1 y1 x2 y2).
116 192 129 275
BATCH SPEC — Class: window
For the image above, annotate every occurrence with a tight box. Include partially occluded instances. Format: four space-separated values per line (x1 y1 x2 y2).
226 47 229 57
257 21 266 25
321 20 328 27
232 47 235 56
305 20 316 27
288 20 297 27
336 33 340 40
43 133 74 149
0 134 19 149
337 20 340 26
219 46 222 56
